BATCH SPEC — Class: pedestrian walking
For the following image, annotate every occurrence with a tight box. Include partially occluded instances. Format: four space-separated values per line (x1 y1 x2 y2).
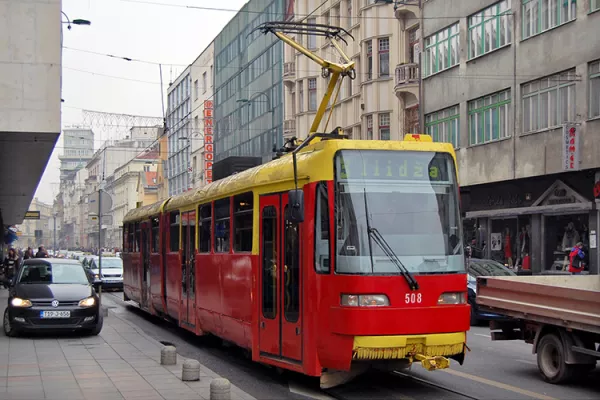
2 248 19 288
35 246 49 258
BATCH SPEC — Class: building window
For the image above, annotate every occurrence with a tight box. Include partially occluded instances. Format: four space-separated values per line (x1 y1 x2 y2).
308 78 317 111
347 0 352 28
522 0 577 39
424 23 459 77
298 80 304 113
426 105 460 147
378 38 390 77
590 60 600 118
308 18 317 49
194 79 198 100
366 115 373 140
346 75 353 98
522 70 575 133
405 105 420 134
468 1 512 60
408 27 419 64
202 72 207 93
593 0 600 12
366 40 373 80
379 113 391 140
469 90 511 145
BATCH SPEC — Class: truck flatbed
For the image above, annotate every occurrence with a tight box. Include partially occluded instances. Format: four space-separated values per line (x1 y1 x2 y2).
476 275 600 384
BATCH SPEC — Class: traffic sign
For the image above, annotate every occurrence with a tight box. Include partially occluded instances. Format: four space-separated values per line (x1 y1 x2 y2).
88 191 113 215
24 211 40 220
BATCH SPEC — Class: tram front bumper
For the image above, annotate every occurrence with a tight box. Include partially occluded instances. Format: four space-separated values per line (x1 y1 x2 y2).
351 332 466 369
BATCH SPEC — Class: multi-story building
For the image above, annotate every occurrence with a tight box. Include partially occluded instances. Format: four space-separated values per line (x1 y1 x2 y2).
167 67 192 195
422 0 600 274
190 41 215 188
213 0 285 164
287 0 421 142
59 128 94 182
0 0 62 230
14 198 53 249
61 168 88 249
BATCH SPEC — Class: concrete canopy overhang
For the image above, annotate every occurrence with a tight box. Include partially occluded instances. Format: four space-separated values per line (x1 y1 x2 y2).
0 131 59 225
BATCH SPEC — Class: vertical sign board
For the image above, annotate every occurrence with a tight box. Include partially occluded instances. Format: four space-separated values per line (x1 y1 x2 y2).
562 123 580 171
204 100 214 184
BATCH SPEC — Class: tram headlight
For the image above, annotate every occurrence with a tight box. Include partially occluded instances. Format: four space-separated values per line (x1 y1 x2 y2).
437 292 466 305
341 294 390 307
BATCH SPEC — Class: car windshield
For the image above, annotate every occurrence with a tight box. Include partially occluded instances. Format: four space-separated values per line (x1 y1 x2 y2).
18 263 89 285
91 258 122 269
334 150 464 275
469 261 516 277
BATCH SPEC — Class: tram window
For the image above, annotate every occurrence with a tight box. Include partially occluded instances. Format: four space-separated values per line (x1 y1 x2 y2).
123 225 129 251
135 223 141 252
170 212 180 252
315 182 331 273
215 198 231 253
128 223 135 252
262 206 277 319
199 204 212 253
151 217 160 253
234 192 253 252
284 205 300 323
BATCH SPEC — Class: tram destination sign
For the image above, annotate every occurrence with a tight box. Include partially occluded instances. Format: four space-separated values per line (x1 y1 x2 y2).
336 150 451 182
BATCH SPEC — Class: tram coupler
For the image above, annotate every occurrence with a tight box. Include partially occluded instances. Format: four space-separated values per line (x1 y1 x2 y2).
411 354 450 371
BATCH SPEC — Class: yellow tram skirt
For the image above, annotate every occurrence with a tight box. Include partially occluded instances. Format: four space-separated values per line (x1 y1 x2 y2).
352 332 466 362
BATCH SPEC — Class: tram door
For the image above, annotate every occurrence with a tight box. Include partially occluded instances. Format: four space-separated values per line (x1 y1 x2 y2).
141 223 151 310
180 211 196 328
259 193 302 362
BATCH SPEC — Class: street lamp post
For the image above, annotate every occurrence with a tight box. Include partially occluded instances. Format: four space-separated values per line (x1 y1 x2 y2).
236 91 275 156
61 11 91 30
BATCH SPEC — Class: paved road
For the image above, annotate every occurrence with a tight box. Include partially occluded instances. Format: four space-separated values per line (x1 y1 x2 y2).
101 291 599 400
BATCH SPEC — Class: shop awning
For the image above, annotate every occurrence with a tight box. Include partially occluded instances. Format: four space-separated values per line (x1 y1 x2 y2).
465 202 594 219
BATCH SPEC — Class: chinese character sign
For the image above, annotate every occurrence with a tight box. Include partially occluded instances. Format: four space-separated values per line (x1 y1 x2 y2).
204 100 214 184
562 123 580 171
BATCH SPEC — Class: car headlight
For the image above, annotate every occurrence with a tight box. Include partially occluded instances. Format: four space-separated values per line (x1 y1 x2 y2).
79 297 96 307
11 298 32 308
94 274 100 279
437 292 466 305
341 294 390 307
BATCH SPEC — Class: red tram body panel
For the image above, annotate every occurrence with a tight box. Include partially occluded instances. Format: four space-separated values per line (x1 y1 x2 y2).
122 137 471 386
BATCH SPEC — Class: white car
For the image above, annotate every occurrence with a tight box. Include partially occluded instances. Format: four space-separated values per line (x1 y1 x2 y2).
86 257 123 291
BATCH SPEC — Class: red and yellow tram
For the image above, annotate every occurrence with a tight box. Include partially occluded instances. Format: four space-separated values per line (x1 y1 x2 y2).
121 22 470 388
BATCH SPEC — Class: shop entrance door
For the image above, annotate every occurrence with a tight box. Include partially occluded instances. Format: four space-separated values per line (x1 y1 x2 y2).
258 193 302 362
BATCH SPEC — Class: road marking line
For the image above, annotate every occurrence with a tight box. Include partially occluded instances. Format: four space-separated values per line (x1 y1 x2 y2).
442 369 557 400
474 333 491 338
516 359 537 366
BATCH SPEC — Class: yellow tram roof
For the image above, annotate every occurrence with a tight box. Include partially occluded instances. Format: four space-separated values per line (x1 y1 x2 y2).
124 136 456 222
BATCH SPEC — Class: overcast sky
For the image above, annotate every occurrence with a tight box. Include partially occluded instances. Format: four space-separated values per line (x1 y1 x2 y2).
34 0 247 204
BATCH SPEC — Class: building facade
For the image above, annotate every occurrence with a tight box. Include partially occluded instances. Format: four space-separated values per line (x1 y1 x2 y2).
422 0 600 274
14 198 53 249
0 0 62 228
59 128 94 182
190 41 215 188
287 0 421 142
167 66 192 195
214 0 285 164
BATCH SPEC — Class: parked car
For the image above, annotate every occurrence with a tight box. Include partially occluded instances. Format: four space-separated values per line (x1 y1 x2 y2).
467 258 516 325
3 259 103 336
86 257 123 291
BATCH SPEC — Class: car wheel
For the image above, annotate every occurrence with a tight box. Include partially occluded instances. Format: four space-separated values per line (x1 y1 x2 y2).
87 312 104 336
3 309 18 337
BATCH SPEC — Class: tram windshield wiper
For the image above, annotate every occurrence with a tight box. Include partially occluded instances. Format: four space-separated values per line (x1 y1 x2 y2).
362 189 419 291
368 227 419 291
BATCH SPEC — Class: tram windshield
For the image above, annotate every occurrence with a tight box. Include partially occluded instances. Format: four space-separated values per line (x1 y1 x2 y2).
334 150 464 275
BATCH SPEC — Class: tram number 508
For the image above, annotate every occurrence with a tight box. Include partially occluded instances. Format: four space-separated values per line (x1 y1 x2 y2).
405 293 422 304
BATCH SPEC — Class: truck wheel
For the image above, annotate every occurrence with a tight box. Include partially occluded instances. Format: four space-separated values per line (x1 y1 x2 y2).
537 333 574 384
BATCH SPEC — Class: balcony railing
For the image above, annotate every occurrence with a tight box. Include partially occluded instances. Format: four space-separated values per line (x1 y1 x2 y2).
283 62 296 79
395 63 419 88
284 119 296 133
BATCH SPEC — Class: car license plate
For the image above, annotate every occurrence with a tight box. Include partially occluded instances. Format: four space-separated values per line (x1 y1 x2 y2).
40 311 70 318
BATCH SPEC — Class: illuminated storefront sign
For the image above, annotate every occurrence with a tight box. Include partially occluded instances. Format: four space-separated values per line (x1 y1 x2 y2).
204 100 214 184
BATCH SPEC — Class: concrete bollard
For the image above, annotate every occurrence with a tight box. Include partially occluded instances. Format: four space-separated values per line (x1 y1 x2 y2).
181 359 201 381
210 378 231 400
160 345 177 366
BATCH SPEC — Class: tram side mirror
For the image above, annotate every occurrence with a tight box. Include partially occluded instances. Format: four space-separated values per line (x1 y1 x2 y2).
288 189 305 223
